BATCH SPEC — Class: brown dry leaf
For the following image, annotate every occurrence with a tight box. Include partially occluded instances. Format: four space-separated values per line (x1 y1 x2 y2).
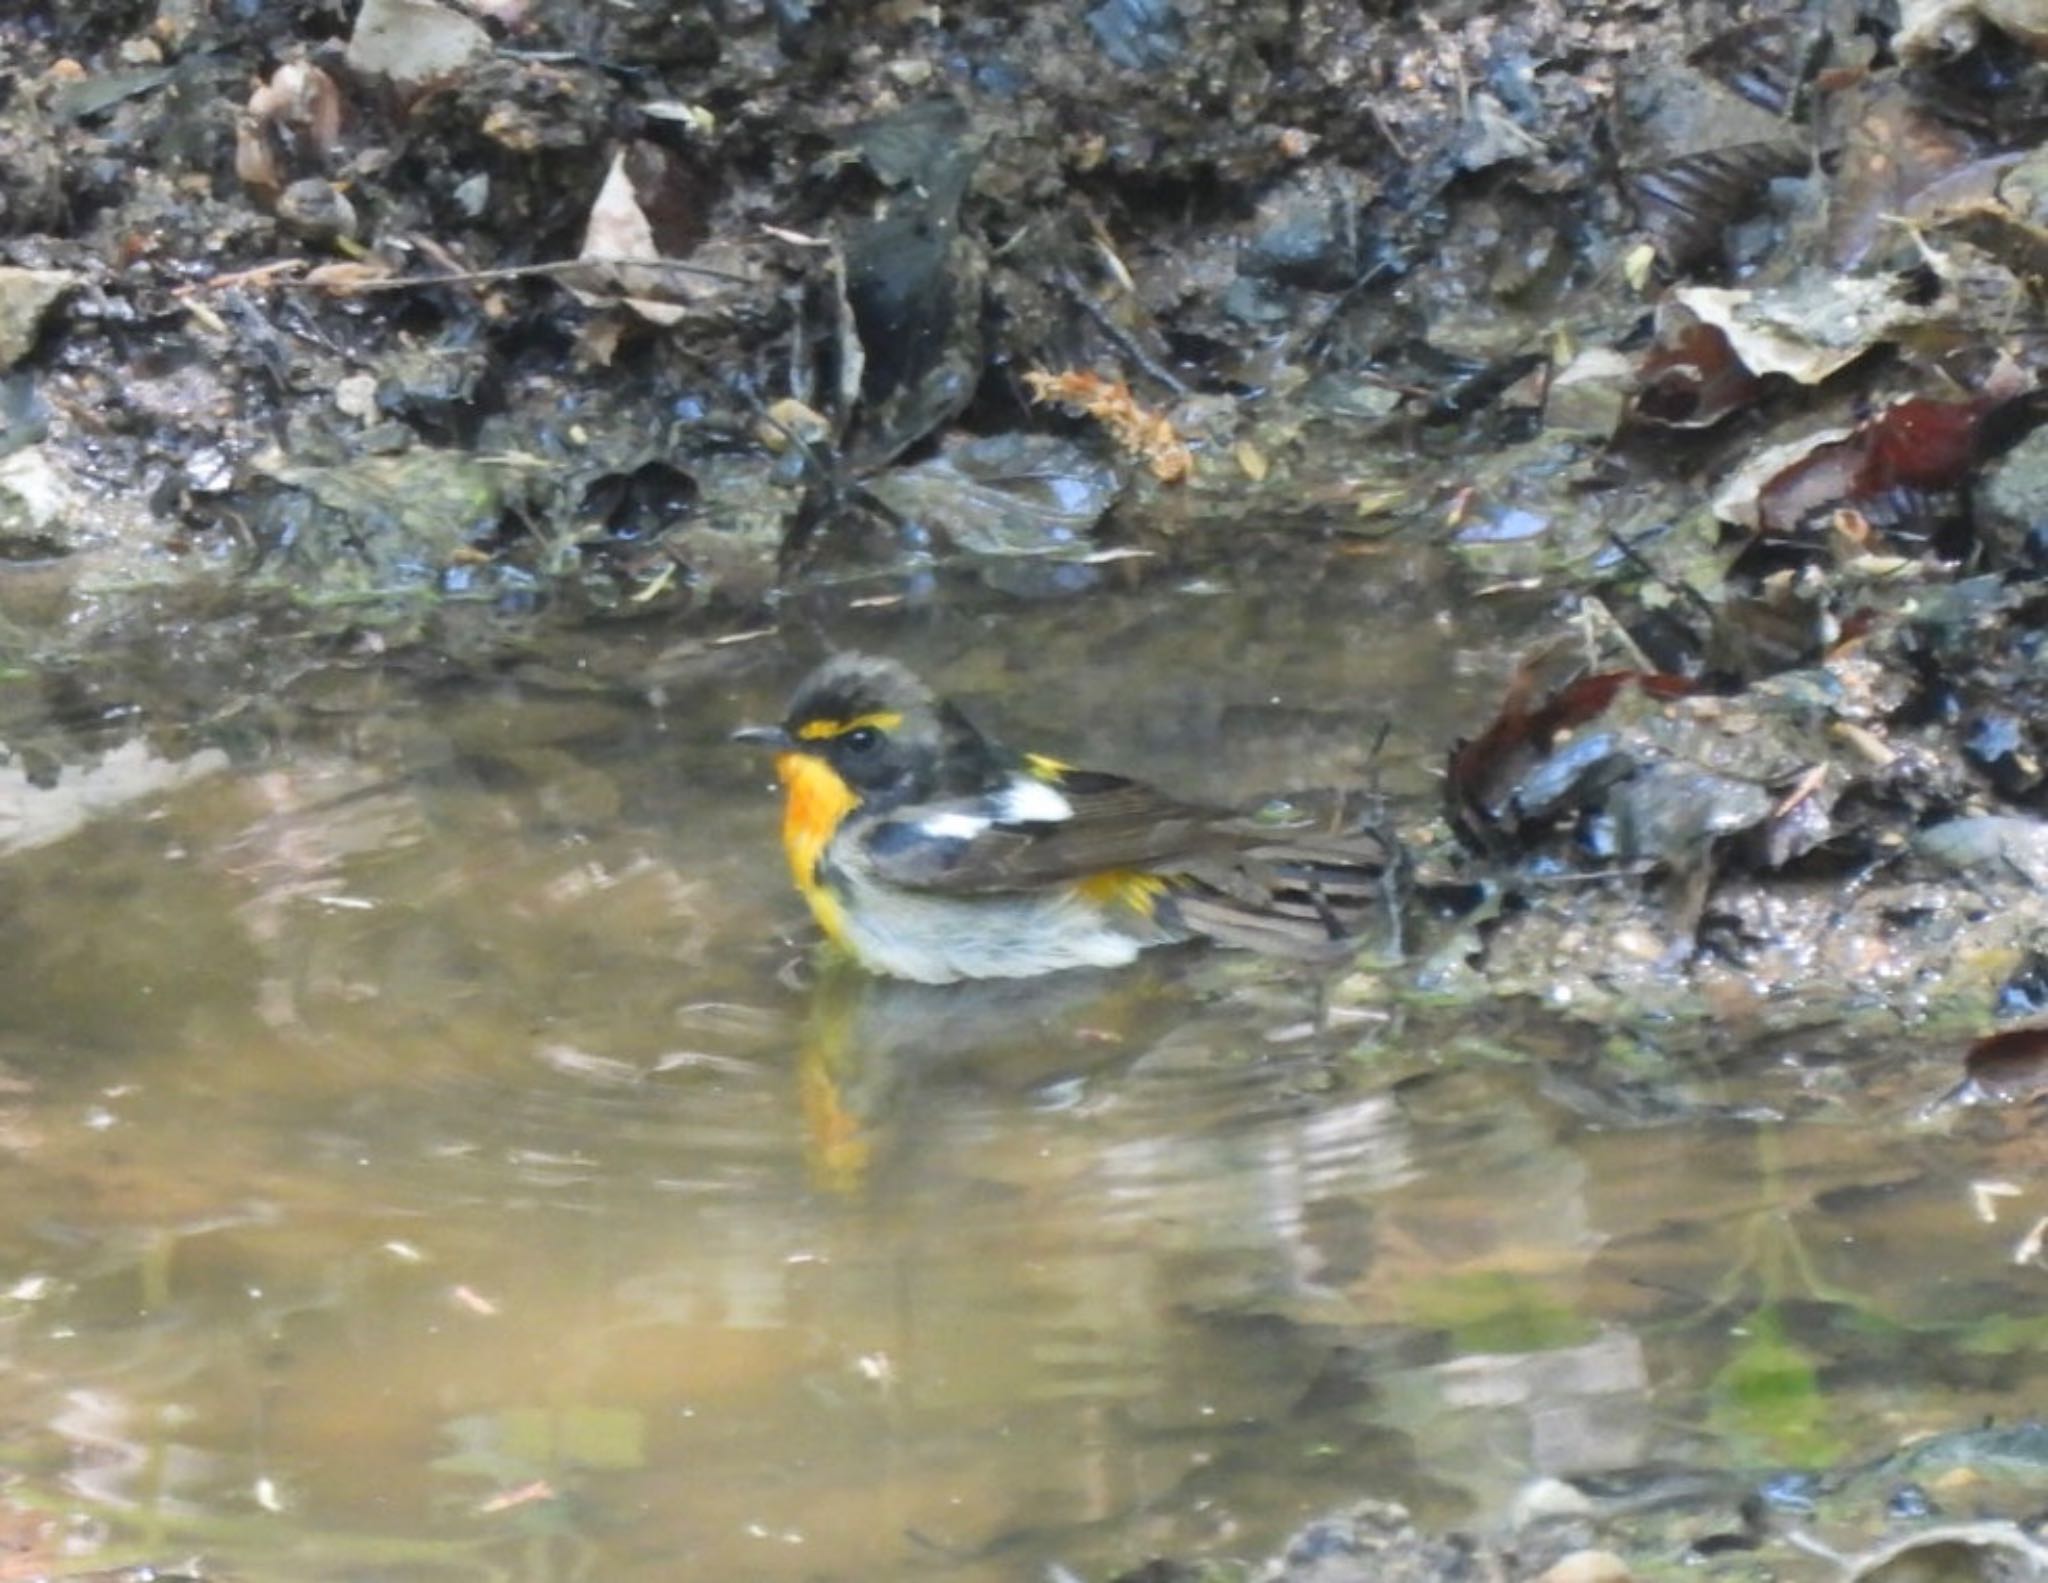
248 61 342 153
573 313 625 367
237 61 344 193
574 149 688 327
1632 321 1768 429
1663 278 1936 387
301 259 395 294
571 144 747 328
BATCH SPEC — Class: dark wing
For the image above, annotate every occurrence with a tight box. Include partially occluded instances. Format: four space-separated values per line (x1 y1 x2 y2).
855 769 1241 895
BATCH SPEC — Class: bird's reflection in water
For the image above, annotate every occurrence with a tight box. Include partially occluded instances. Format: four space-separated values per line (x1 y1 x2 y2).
792 953 1201 1195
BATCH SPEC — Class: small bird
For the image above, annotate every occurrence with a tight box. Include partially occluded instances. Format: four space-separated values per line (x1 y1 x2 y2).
733 653 1398 985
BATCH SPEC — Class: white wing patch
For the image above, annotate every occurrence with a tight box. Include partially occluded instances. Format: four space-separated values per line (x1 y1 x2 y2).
917 810 993 841
995 775 1074 824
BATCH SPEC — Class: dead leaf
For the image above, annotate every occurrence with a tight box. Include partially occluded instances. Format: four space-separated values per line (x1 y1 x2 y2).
574 149 687 326
571 144 743 327
1664 278 1934 387
1895 0 2048 61
302 259 396 294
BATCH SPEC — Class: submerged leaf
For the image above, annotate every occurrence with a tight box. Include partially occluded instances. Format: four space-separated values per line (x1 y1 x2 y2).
865 433 1120 555
1957 1024 2048 1102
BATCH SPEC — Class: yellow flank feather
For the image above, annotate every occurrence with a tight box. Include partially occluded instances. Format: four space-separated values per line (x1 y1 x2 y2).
1024 752 1071 780
774 750 858 944
1073 868 1167 917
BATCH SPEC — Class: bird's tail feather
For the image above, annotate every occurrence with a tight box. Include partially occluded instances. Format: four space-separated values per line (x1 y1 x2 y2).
1163 830 1402 960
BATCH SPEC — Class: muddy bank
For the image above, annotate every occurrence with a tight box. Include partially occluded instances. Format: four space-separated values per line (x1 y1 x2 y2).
1130 1419 2048 1583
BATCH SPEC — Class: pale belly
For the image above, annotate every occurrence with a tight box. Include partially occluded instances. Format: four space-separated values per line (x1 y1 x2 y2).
827 864 1176 985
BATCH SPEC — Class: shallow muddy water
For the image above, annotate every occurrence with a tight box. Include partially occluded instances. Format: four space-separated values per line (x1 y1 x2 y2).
2 552 2043 1582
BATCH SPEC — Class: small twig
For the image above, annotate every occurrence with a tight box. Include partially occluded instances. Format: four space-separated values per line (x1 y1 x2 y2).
1604 528 1719 620
183 259 307 293
1053 266 1190 396
180 254 754 296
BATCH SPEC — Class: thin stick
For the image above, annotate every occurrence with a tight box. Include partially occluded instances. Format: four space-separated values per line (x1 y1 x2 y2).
1054 266 1190 396
181 254 755 296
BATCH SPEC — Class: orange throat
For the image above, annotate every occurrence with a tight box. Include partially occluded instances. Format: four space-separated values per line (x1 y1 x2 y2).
775 751 859 942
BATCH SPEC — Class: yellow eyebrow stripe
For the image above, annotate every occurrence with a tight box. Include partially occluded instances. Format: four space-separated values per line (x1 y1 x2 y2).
794 710 903 742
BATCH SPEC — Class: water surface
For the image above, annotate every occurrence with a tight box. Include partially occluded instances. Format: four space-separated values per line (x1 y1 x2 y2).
2 552 2041 1581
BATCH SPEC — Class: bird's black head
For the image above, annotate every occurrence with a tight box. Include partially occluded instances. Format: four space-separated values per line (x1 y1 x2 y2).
736 653 999 812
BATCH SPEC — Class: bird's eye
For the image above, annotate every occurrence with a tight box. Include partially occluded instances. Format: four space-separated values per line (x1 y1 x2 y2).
841 726 882 754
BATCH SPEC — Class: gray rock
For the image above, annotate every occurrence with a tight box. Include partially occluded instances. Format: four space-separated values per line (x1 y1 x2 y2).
345 0 489 91
1977 422 2048 568
0 267 76 370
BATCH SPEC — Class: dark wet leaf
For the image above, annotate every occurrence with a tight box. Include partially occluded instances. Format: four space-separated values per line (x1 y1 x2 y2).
1689 18 1820 116
1632 322 1768 430
1630 142 1807 271
1608 765 1776 866
840 108 986 467
1828 83 1981 270
848 99 975 198
1425 351 1550 426
1861 397 1991 491
1957 1024 2048 1101
48 66 177 123
1502 729 1632 823
1448 669 1696 851
579 460 698 540
1724 396 1993 547
864 433 1119 556
1244 173 1362 291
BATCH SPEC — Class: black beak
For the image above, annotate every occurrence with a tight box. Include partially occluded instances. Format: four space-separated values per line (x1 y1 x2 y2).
730 724 792 748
